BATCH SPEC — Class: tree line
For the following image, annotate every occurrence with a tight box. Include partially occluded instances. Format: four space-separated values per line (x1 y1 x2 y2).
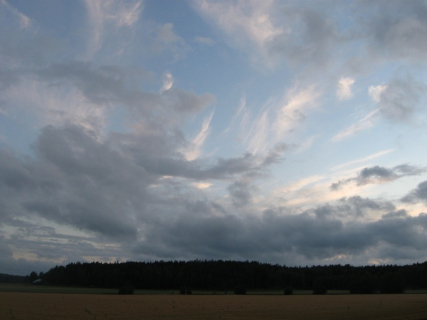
0 273 27 283
31 260 427 294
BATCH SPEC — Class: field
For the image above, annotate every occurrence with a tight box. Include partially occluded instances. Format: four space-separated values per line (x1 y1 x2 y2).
2 289 427 320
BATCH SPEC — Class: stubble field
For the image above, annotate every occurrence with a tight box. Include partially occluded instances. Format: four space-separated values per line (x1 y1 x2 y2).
2 292 427 320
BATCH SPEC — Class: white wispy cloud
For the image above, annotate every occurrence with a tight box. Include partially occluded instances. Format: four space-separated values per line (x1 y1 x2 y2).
183 110 215 161
1 0 31 29
84 0 143 58
282 175 326 193
332 109 379 142
234 96 249 133
275 85 320 139
331 149 394 171
155 23 189 60
237 85 320 154
295 135 317 153
245 108 271 154
194 36 215 46
193 0 282 65
113 1 143 27
268 175 330 209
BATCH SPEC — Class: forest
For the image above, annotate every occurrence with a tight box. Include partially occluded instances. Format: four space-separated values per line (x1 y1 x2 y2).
27 260 427 294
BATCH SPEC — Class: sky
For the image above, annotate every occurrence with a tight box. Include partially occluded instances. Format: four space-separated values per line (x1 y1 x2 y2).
1 0 427 276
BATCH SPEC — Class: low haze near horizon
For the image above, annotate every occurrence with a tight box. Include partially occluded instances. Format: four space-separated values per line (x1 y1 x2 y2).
1 0 427 275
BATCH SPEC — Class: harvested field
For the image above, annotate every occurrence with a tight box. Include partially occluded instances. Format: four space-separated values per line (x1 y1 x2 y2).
1 292 427 320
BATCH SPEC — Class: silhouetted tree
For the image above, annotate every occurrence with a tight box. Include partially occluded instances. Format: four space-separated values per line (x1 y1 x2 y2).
180 286 192 294
380 272 405 294
284 286 293 295
41 260 427 293
312 278 327 295
28 271 38 283
349 274 377 294
118 282 134 295
234 285 246 294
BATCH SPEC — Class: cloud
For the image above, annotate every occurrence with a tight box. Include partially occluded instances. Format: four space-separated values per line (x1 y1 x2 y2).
195 0 281 47
197 151 283 180
0 121 289 241
368 84 387 103
243 84 320 154
194 36 215 46
34 60 214 131
182 110 214 161
84 0 143 57
401 181 427 204
227 180 256 207
331 149 394 171
193 1 427 70
295 135 317 153
133 198 427 264
1 0 31 29
331 164 425 190
0 126 153 239
382 209 408 219
154 23 189 60
4 0 427 274
332 110 378 142
362 1 427 62
335 196 395 218
376 76 425 122
193 0 283 66
275 85 320 138
0 219 127 275
336 77 355 101
2 121 427 269
4 74 110 135
262 2 340 70
36 60 134 106
193 1 340 69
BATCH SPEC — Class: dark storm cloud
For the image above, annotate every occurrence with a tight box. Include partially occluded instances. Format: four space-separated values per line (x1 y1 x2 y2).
262 143 288 166
265 1 427 72
308 196 394 220
4 1 427 274
2 123 427 268
359 166 394 180
133 199 427 264
37 61 133 105
0 224 125 275
36 60 215 118
360 0 427 61
0 126 150 239
382 209 408 219
378 76 426 121
0 124 286 243
268 3 338 68
401 181 427 204
335 196 395 218
0 150 35 191
130 149 285 181
330 164 425 190
0 244 54 276
227 181 255 207
200 153 268 179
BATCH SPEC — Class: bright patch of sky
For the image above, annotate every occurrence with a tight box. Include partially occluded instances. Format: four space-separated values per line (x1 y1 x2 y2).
2 0 427 275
